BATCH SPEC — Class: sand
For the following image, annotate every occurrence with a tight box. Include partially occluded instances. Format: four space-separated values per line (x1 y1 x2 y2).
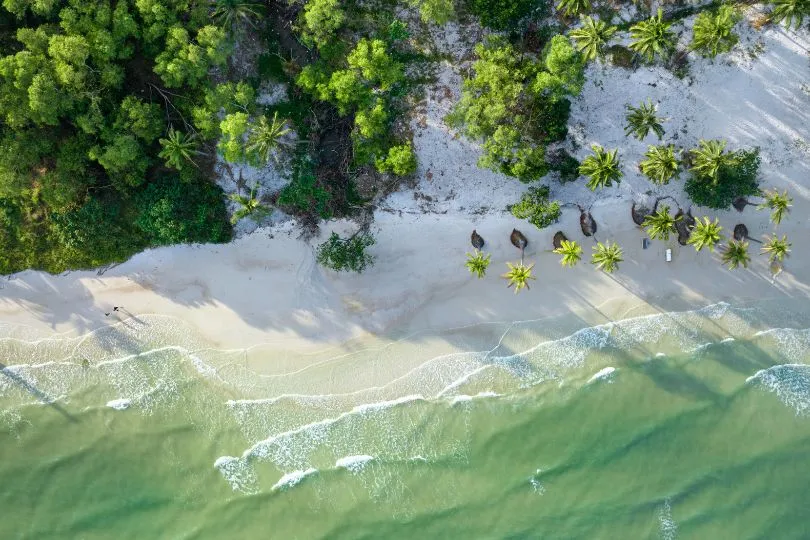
1 15 808 367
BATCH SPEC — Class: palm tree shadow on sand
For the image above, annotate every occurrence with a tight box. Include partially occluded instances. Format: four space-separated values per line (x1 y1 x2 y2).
0 362 77 422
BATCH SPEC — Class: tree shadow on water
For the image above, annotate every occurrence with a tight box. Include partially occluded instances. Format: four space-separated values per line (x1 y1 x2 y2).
0 362 77 422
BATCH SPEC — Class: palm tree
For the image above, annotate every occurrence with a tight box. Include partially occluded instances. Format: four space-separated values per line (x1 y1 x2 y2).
625 100 666 140
721 239 751 270
642 204 681 241
690 4 741 58
554 240 583 267
580 145 622 190
769 0 807 29
591 241 623 273
502 261 536 293
466 250 491 278
557 0 591 17
211 0 264 33
758 189 792 225
689 139 733 183
158 128 199 170
640 144 679 184
629 9 675 62
761 234 791 262
570 16 617 61
229 183 270 225
687 216 723 251
246 112 291 165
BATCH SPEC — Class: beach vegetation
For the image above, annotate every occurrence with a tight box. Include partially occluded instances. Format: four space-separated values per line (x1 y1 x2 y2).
768 0 809 29
557 0 591 17
466 250 492 278
212 0 264 35
591 240 623 273
640 144 679 184
690 5 741 58
625 100 666 141
510 186 562 229
316 232 376 273
448 36 584 182
580 145 622 190
685 147 760 209
721 239 751 269
246 112 291 165
554 240 583 267
464 0 546 30
687 216 723 251
411 0 456 23
159 129 200 171
642 204 681 241
229 183 270 225
570 17 617 62
758 189 792 225
501 261 536 293
629 9 675 62
277 154 334 220
761 234 791 262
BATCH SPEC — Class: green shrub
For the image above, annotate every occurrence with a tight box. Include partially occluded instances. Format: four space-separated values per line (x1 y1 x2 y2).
277 155 334 219
510 185 561 229
685 148 760 209
465 0 547 30
316 232 375 272
376 143 418 176
548 150 580 182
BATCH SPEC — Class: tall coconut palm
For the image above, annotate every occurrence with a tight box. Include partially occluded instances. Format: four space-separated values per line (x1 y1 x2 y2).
687 216 723 252
554 240 583 267
502 261 536 293
769 0 807 29
466 250 491 278
625 100 666 140
246 112 291 165
690 4 741 58
689 139 733 183
629 9 675 62
557 0 591 16
211 0 264 33
758 189 792 225
229 183 270 225
570 16 617 61
642 204 681 241
761 234 791 262
580 145 622 190
640 144 679 184
158 128 199 170
721 239 751 270
591 241 623 273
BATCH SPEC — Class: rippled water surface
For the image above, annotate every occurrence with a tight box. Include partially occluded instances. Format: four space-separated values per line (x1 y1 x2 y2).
2 301 810 539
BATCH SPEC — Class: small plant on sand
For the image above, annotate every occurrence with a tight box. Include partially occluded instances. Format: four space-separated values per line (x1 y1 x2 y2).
629 9 675 62
501 261 536 293
316 232 376 273
690 4 741 58
721 239 751 269
554 239 583 267
640 144 679 184
687 217 723 252
625 100 666 140
768 0 809 29
761 234 791 262
758 189 792 225
510 186 562 229
591 241 623 273
689 139 734 183
229 183 270 224
570 17 617 61
246 112 291 165
580 145 622 190
466 250 492 278
557 0 592 17
642 204 681 241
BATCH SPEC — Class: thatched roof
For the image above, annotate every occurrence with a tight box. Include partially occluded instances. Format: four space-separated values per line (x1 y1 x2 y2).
510 228 528 249
471 230 484 250
553 231 567 250
580 210 597 237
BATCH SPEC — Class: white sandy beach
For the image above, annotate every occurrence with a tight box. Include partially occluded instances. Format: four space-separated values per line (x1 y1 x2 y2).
1 12 808 370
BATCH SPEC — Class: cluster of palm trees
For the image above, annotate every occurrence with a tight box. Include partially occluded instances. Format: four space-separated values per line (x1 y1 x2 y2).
465 228 626 293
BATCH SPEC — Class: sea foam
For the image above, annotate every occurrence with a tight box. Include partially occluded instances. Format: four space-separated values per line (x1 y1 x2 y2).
746 364 810 415
587 367 616 384
272 468 318 491
106 398 131 410
335 455 374 473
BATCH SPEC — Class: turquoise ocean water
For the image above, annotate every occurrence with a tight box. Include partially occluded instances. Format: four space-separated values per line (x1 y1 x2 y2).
1 300 809 539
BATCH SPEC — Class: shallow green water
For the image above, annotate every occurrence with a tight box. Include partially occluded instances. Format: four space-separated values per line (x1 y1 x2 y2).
2 301 810 539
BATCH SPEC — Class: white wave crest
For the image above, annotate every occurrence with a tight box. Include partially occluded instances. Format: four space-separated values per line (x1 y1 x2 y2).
335 455 374 473
106 398 131 410
587 367 616 384
272 468 318 491
746 364 810 415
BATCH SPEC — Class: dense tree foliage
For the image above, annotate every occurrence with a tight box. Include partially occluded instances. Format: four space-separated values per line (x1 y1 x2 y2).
510 186 561 229
0 0 241 273
316 232 375 272
685 148 760 209
449 36 584 181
